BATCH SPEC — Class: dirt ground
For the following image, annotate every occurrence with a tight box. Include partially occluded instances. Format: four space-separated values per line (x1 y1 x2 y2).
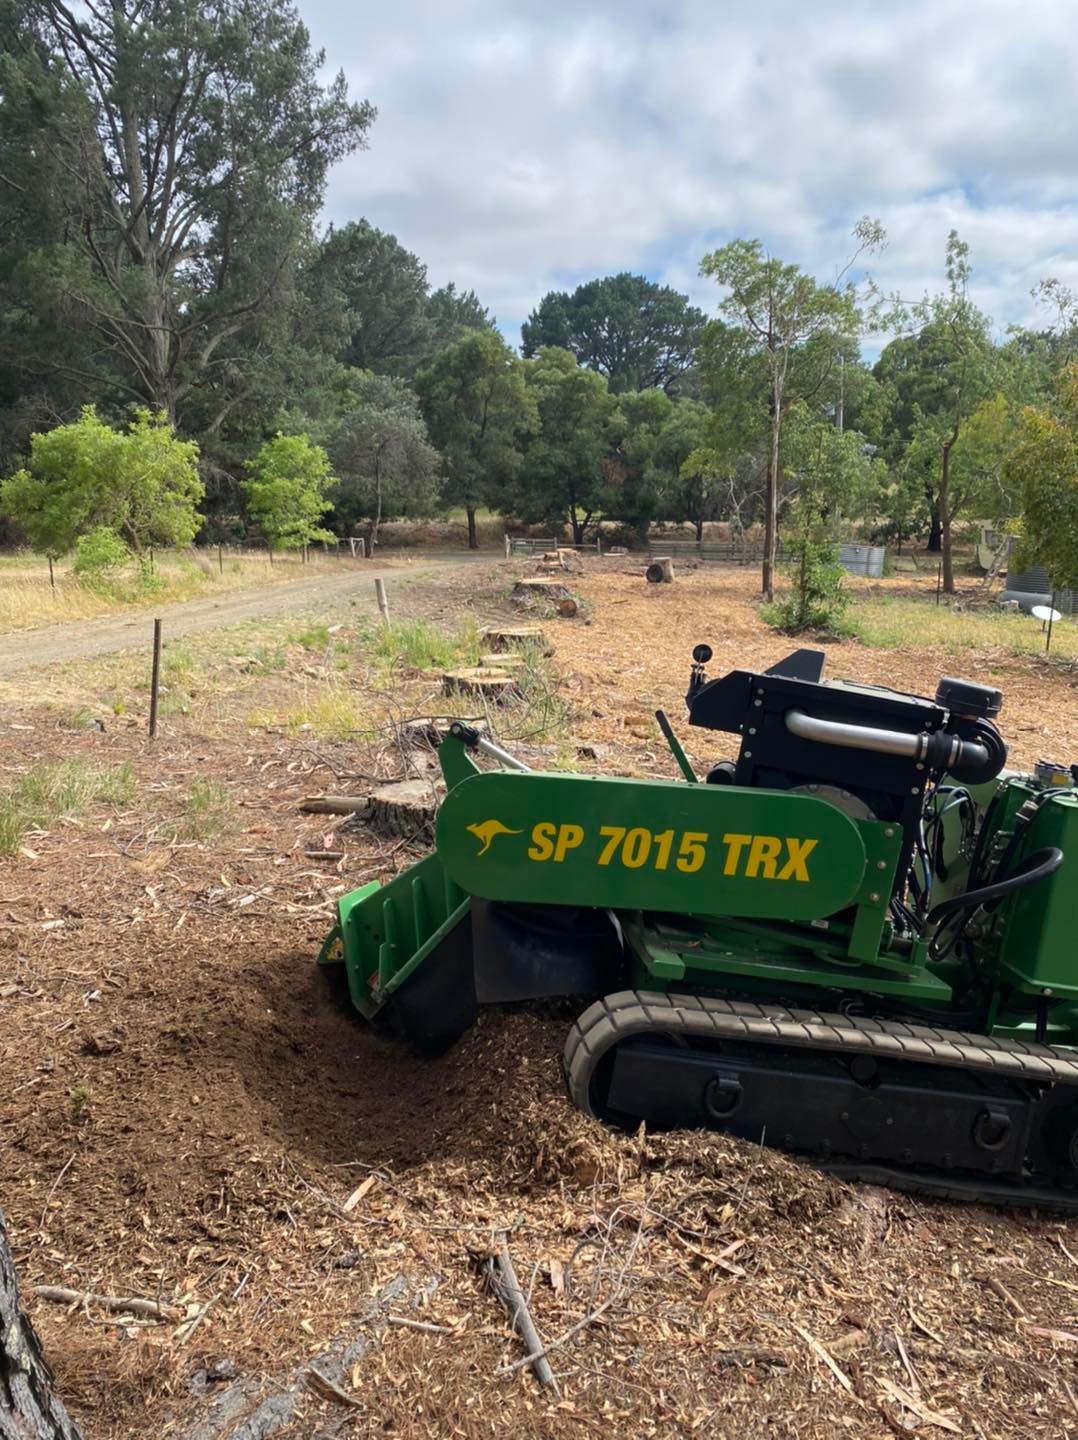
3 558 1078 1439
0 554 473 677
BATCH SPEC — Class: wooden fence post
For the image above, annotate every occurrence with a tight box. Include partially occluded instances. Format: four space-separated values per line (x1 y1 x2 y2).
149 618 162 739
375 577 390 625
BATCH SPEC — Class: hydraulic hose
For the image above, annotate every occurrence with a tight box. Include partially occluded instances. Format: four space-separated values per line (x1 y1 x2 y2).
926 846 1064 929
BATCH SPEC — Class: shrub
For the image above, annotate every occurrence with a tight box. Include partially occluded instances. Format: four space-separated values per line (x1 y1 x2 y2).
764 532 851 636
73 526 130 577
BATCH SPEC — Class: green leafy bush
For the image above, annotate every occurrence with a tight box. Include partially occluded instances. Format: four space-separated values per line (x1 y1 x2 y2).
73 526 130 577
763 533 851 636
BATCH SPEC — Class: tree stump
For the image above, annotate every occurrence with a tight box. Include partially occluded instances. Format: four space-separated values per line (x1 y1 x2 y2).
367 780 441 840
479 652 526 670
1 1209 85 1439
536 549 582 574
511 578 578 616
442 667 520 702
479 626 549 654
646 556 675 584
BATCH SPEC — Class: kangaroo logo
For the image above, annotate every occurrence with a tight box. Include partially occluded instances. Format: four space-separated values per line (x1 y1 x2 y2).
467 819 523 856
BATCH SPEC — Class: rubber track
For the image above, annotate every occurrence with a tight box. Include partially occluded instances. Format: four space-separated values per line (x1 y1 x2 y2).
564 990 1078 1118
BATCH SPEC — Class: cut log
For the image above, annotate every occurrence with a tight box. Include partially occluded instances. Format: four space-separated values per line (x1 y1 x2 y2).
367 780 441 840
646 556 675 584
300 795 371 816
1 1209 85 1439
479 625 549 654
512 578 578 617
442 667 519 702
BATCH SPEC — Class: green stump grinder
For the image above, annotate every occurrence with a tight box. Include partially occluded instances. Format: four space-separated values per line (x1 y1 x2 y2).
318 644 1078 1209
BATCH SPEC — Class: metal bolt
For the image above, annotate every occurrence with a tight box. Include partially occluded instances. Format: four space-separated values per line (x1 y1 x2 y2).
744 750 752 759
840 1111 850 1122
1043 987 1054 996
911 787 920 795
915 762 925 772
876 860 887 870
753 698 763 707
884 827 895 838
885 1117 894 1126
748 727 756 735
868 892 880 903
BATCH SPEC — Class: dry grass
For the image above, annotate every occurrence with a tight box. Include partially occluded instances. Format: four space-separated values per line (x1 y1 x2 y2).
0 547 352 633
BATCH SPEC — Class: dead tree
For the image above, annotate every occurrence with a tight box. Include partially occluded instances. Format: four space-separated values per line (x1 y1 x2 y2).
0 1209 84 1439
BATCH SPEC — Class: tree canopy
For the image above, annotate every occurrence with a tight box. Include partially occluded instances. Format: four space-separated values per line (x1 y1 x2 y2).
0 0 373 439
329 372 440 547
415 330 534 548
0 406 202 558
522 274 706 395
242 434 335 552
699 221 881 597
1005 364 1078 591
513 347 616 543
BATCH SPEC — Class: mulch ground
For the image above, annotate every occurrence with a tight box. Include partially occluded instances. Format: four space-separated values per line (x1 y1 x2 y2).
3 559 1078 1438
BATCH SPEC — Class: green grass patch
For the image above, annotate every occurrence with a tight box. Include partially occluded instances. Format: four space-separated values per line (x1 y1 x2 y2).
359 618 479 673
248 684 376 741
292 623 331 651
0 760 136 855
164 778 234 840
245 644 287 674
847 595 1078 660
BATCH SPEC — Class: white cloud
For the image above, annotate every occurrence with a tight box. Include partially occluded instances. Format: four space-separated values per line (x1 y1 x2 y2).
301 0 1078 347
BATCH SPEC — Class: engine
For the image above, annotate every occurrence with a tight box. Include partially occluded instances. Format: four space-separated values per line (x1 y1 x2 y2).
686 645 1008 910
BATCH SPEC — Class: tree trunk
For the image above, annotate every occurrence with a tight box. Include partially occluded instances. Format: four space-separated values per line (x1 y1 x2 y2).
371 459 383 553
940 430 958 595
694 517 704 544
570 512 584 546
0 1209 84 1439
763 398 781 601
466 505 478 550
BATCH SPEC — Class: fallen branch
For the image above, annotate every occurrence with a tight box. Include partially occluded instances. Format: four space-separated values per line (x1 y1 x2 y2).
306 1366 363 1409
32 1285 181 1321
175 1291 223 1346
486 1243 560 1395
790 1322 863 1405
982 1273 1025 1317
40 1153 75 1231
387 1315 455 1334
496 1201 650 1381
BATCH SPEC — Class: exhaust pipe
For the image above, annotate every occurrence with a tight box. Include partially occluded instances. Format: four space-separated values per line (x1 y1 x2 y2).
785 709 989 771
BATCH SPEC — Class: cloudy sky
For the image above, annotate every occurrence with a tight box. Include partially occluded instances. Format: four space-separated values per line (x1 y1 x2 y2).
300 0 1078 349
